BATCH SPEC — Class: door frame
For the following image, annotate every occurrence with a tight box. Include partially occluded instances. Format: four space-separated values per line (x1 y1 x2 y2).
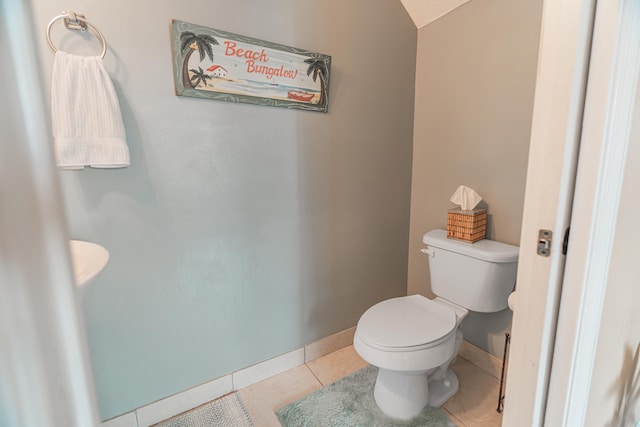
544 0 640 424
504 0 640 425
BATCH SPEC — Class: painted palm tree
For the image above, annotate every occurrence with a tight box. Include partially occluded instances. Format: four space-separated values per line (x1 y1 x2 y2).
180 31 219 89
304 57 329 107
189 67 212 89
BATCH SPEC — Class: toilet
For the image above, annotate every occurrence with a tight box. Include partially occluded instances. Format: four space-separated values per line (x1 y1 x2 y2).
354 229 518 420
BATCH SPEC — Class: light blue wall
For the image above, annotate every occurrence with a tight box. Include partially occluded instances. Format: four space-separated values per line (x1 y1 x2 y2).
32 0 416 419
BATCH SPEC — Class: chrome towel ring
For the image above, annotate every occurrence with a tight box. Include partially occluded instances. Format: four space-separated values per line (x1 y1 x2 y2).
46 11 107 59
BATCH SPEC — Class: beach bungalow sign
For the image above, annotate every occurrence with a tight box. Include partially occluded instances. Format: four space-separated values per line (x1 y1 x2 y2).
170 19 331 112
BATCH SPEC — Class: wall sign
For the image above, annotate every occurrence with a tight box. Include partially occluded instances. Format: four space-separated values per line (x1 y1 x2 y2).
170 20 331 112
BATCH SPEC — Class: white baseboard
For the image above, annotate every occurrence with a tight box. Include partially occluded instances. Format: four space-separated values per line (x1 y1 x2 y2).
458 339 503 379
135 375 233 427
232 348 304 390
101 326 355 427
100 412 137 427
305 326 356 362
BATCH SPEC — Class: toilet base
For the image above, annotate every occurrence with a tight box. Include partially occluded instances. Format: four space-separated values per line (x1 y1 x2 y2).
372 368 459 420
428 369 459 408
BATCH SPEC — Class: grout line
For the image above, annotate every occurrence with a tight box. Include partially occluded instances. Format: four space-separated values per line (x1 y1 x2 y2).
443 408 466 427
458 341 503 378
456 354 473 364
457 353 501 381
304 361 325 386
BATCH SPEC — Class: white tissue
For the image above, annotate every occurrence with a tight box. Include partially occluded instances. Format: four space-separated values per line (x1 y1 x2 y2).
450 185 483 211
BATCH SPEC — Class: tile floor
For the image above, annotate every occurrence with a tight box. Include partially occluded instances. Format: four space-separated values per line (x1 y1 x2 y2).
238 344 504 427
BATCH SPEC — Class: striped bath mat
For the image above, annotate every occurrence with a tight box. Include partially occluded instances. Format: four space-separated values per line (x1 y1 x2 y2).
153 392 253 427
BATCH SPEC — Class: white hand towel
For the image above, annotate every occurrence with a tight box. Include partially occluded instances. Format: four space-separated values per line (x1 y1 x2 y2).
51 51 130 169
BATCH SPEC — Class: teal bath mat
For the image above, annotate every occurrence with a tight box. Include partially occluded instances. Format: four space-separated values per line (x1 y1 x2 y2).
277 365 456 427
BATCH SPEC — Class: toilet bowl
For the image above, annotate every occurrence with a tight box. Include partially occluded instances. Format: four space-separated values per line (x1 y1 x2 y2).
354 229 519 420
354 295 468 419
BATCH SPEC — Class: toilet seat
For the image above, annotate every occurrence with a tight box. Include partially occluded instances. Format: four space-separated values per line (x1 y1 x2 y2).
356 295 457 352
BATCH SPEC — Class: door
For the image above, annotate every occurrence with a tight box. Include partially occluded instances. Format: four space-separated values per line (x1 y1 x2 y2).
503 0 640 425
0 1 99 426
543 1 640 425
501 0 596 424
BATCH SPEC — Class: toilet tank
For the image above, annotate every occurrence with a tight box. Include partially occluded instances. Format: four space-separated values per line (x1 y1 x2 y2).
422 229 519 313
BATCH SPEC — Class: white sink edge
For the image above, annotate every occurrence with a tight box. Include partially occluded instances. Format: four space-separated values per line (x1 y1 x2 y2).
69 240 109 286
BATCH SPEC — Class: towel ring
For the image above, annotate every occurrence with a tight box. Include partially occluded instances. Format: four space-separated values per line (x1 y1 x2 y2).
46 11 107 59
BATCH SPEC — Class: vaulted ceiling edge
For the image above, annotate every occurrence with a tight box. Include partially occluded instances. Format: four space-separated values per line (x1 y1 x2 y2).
399 0 473 28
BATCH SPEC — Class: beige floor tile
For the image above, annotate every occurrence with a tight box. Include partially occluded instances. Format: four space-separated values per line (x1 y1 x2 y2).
458 340 503 380
151 342 503 426
443 408 466 427
306 344 369 386
443 358 503 427
239 365 322 427
238 344 501 427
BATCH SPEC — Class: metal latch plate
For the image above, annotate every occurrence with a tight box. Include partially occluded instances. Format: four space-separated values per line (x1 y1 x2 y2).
537 229 552 257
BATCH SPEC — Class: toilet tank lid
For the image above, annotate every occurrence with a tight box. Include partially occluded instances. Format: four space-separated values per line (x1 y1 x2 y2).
423 229 519 263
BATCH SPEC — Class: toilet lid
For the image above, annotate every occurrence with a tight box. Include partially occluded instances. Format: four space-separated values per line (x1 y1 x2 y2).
357 295 457 349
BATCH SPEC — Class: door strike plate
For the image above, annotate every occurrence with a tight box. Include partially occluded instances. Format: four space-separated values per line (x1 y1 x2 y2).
537 229 552 257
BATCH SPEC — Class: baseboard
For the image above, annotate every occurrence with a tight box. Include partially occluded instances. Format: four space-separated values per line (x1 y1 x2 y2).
101 412 137 427
304 326 356 362
458 339 503 380
232 348 305 390
135 375 233 427
101 326 356 427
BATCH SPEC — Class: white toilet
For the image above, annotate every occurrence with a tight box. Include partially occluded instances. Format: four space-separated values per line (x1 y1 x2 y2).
354 229 518 420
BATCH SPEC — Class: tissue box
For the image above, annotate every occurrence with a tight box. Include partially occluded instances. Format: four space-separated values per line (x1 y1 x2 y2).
447 208 487 243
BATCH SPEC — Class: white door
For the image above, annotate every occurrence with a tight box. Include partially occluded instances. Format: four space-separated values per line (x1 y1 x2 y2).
503 0 640 425
0 1 99 426
543 0 640 425
501 0 596 424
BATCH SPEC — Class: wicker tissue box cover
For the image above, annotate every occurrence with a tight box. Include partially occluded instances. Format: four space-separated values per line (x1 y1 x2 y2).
447 208 487 243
